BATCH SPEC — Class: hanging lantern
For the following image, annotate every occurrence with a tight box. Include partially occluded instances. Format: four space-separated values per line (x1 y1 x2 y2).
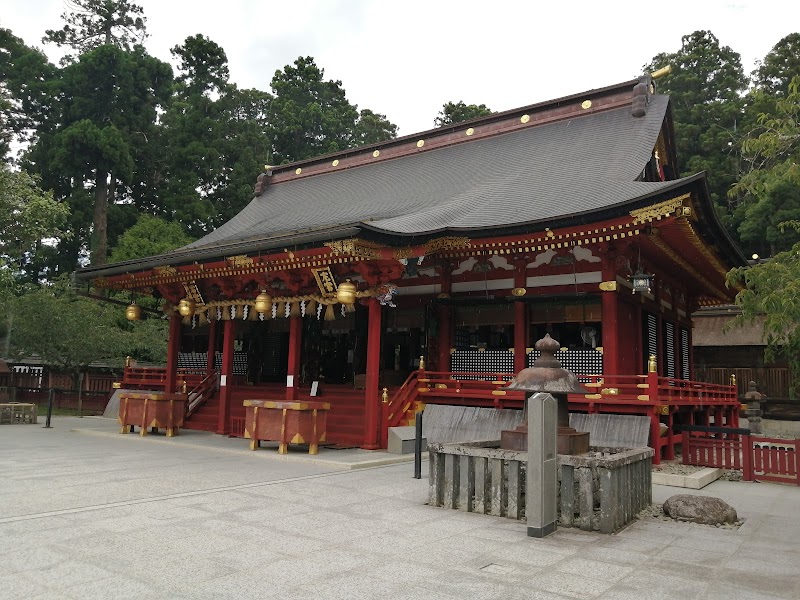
336 279 357 305
178 298 196 317
254 290 272 314
631 271 654 294
125 303 141 321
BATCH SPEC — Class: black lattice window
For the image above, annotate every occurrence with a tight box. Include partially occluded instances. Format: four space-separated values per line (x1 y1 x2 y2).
681 328 690 380
664 321 675 379
527 349 604 378
644 312 658 370
450 350 514 379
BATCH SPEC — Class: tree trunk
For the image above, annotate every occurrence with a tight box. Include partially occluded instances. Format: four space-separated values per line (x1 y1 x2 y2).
92 170 109 266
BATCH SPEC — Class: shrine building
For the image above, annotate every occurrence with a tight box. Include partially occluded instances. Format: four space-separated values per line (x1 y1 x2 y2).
79 73 746 461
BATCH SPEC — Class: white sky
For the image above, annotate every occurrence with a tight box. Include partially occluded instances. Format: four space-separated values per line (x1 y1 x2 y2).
2 0 799 136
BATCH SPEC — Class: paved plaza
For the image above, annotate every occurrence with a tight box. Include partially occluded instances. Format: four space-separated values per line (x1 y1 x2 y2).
1 417 799 599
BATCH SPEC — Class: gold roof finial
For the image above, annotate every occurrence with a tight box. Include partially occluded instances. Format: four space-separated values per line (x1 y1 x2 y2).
651 65 672 79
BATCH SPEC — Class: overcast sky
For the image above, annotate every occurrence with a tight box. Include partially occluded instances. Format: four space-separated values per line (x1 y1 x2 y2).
2 1 798 135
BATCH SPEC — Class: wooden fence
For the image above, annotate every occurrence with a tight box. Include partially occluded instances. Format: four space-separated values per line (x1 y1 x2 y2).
695 367 791 398
682 425 800 486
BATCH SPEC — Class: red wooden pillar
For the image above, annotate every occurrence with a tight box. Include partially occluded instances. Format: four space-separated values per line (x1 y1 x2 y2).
363 298 382 450
601 260 619 375
513 260 528 373
216 319 235 435
286 316 302 400
206 320 217 376
165 313 181 393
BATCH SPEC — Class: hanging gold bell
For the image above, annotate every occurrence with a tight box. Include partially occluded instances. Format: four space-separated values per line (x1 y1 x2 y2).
254 290 272 313
125 303 141 321
178 298 196 317
336 279 357 305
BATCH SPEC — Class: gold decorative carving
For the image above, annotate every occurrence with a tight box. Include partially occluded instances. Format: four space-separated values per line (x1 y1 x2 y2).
372 150 380 158
599 281 618 292
393 247 414 260
325 238 383 260
465 128 474 136
629 194 690 222
312 267 338 296
226 255 254 267
93 276 109 288
295 168 302 175
512 287 526 297
422 236 471 254
332 159 339 167
183 281 205 306
416 140 425 148
581 100 592 109
520 114 530 123
154 265 177 276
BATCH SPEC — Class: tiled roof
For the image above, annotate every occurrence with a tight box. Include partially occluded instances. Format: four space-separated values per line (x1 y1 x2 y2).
188 95 673 250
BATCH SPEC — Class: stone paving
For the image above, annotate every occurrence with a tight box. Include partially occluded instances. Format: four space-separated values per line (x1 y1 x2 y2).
1 416 799 599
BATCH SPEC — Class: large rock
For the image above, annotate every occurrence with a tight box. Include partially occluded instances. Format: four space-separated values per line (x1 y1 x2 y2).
663 494 737 525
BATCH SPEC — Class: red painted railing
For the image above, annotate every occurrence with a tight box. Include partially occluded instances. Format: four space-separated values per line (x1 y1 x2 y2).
121 366 204 393
186 372 218 417
752 438 800 485
384 370 739 462
683 427 800 486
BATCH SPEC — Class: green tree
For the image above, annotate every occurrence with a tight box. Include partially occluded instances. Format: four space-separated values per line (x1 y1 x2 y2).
0 28 58 156
727 221 800 395
149 35 272 232
645 31 748 213
27 44 172 268
734 77 800 256
109 214 192 263
268 56 359 163
43 0 148 64
8 277 167 387
353 108 398 146
752 33 800 97
33 0 171 268
434 101 492 127
0 167 70 284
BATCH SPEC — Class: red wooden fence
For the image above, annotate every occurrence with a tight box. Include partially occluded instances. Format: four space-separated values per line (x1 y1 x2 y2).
682 426 800 485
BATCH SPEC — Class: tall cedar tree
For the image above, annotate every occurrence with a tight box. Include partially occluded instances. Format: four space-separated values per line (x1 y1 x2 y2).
36 1 171 267
645 31 748 219
149 35 272 235
43 0 148 64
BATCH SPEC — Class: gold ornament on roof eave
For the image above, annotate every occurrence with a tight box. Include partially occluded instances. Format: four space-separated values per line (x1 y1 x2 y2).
254 290 273 313
125 303 141 321
336 280 357 305
178 298 196 317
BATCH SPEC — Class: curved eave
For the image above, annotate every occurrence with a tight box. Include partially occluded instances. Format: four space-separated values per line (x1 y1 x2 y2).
76 224 362 280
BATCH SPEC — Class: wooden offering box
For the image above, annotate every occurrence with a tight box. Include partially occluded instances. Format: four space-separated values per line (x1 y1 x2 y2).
243 400 330 454
119 392 186 437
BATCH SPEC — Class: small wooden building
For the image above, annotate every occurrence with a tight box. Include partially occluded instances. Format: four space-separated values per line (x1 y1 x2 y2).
79 74 746 457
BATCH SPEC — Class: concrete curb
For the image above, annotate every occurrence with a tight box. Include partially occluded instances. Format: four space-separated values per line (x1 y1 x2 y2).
71 427 426 471
651 467 722 489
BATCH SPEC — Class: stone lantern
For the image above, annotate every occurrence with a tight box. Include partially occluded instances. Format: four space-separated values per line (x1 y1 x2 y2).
503 334 590 455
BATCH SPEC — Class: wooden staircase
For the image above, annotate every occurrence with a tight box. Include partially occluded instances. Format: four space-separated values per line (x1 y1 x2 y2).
183 385 367 447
